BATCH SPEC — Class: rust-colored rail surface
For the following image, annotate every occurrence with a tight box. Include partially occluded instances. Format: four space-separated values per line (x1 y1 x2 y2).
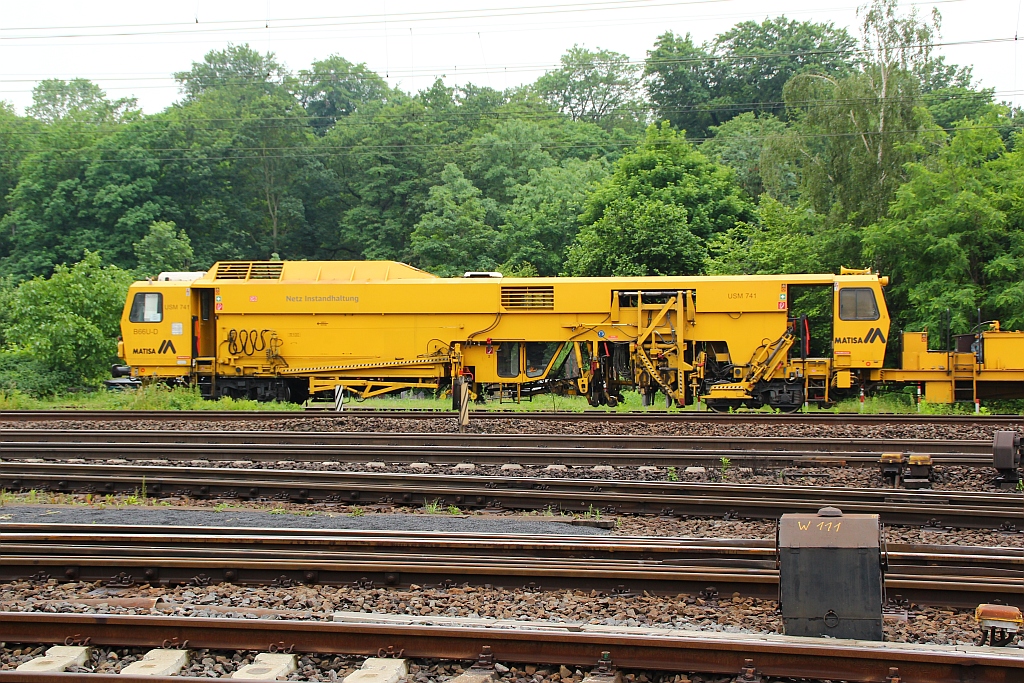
0 461 1019 528
0 525 1020 607
0 613 1021 683
0 429 997 468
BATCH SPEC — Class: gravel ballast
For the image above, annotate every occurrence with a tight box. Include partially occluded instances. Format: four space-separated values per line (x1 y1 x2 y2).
3 457 1013 493
2 415 1021 440
0 578 986 648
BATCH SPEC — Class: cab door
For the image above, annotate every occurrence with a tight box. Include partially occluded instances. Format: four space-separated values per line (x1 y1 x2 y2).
832 284 889 368
191 288 217 387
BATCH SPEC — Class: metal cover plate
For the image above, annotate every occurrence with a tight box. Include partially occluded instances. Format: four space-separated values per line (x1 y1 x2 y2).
778 513 880 548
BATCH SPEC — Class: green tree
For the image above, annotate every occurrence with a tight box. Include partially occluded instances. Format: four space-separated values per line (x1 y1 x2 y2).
863 113 1024 335
534 46 642 130
297 55 392 133
173 45 320 257
324 91 451 261
644 20 857 139
0 103 37 220
713 18 857 113
6 252 134 385
709 196 859 275
498 158 608 275
701 112 789 198
566 123 753 276
27 78 137 124
174 43 288 100
925 87 995 131
0 275 14 347
644 32 716 138
134 221 194 275
764 0 943 224
467 119 554 204
410 164 498 276
0 114 132 277
566 196 704 276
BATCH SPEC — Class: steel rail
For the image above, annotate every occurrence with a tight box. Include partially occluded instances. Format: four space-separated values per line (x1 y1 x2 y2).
1 462 1020 528
0 430 997 469
0 525 1019 607
0 613 1021 683
1 408 1023 428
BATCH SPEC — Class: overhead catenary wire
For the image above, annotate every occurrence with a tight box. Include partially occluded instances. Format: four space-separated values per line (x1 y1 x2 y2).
0 34 1011 88
0 0 740 41
0 2 947 56
0 0 968 34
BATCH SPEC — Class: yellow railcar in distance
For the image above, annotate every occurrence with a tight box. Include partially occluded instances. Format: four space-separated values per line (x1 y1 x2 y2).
115 260 1024 408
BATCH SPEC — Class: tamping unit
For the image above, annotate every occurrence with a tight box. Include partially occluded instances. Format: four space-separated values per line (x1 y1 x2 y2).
778 506 884 640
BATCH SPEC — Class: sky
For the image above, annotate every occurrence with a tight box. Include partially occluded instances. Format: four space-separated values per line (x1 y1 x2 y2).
0 0 1020 114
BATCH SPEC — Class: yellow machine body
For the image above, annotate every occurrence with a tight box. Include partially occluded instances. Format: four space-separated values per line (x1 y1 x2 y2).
876 327 1024 403
118 280 194 379
116 260 1021 407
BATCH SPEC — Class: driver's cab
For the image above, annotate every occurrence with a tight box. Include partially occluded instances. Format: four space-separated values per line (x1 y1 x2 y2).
832 270 890 369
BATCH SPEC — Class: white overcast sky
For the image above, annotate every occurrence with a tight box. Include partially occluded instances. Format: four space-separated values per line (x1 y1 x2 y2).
0 0 1020 114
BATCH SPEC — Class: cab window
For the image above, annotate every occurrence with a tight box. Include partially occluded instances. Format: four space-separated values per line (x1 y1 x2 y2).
525 342 561 378
838 288 879 321
129 292 163 323
496 342 520 378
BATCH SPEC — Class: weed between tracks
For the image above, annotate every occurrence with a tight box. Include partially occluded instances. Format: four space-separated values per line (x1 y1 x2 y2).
0 488 169 510
423 498 464 515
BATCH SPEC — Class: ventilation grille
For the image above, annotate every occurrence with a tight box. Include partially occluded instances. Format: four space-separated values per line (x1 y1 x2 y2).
501 285 554 310
214 261 284 280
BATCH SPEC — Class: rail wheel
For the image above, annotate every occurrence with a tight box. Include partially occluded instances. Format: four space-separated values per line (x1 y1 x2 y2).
706 400 739 413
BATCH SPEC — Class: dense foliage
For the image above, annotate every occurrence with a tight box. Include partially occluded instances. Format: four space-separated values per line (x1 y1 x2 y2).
0 0 1021 396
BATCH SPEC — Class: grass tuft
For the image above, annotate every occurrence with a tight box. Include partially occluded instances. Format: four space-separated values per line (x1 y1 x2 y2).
0 384 301 411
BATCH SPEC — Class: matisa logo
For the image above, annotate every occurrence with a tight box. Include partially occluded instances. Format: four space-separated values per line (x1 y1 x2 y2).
133 340 177 355
834 328 887 345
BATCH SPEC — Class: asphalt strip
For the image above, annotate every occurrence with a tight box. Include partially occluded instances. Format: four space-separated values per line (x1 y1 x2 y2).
0 505 611 535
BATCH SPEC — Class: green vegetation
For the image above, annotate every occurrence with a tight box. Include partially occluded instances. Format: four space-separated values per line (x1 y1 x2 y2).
0 488 165 509
0 0 1019 408
2 252 133 390
422 499 463 515
134 221 194 277
0 384 301 411
719 458 732 480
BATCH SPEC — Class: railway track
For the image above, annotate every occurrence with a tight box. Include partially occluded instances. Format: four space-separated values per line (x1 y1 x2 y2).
0 429 999 468
0 612 1021 683
0 461 1020 528
0 524 1019 607
1 408 1023 428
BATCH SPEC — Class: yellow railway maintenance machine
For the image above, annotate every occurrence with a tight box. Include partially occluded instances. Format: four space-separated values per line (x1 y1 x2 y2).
116 261 1024 409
